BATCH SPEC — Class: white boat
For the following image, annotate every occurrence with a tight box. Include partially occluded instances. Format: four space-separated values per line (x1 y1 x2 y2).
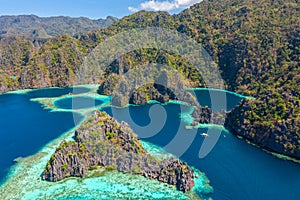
200 133 208 137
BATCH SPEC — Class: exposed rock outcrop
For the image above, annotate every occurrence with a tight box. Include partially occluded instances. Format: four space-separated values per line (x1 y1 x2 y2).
42 111 195 192
191 106 227 126
129 83 176 105
42 141 97 182
97 68 199 107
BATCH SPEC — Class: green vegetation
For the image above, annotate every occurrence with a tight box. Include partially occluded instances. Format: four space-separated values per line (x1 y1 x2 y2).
132 166 143 174
57 141 75 152
101 0 300 158
43 111 196 192
79 143 86 153
1 0 299 158
106 165 117 171
62 163 68 171
85 168 106 178
89 165 100 170
105 131 116 139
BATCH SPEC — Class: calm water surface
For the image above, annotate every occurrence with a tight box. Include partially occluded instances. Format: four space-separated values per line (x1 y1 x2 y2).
0 87 299 200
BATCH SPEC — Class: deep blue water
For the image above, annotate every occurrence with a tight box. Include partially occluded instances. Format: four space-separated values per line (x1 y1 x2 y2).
0 87 300 200
192 89 243 111
26 87 91 98
101 95 300 200
0 89 84 184
54 96 105 110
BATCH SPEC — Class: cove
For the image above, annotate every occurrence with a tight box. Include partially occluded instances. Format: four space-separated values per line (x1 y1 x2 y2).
54 96 105 110
0 87 211 200
0 87 299 199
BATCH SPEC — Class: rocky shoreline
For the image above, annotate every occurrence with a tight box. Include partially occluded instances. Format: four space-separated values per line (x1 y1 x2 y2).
42 111 195 192
225 99 300 160
9 82 300 162
98 78 300 161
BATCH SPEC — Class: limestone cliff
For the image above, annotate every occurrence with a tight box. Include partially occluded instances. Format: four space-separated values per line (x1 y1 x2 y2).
225 99 300 159
42 111 195 192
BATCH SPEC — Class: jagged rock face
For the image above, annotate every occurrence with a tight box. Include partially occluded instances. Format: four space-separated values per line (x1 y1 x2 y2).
129 84 176 105
143 159 194 193
98 79 177 106
42 142 97 181
191 106 226 126
225 99 300 159
97 74 120 96
97 68 199 107
98 72 226 128
42 111 195 192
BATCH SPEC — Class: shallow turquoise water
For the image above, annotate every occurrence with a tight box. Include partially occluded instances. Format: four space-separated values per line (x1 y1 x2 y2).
0 86 211 199
54 96 105 110
0 86 300 200
101 97 300 200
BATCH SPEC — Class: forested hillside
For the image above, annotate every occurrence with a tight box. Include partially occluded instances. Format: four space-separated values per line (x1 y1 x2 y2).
0 0 299 159
0 15 117 38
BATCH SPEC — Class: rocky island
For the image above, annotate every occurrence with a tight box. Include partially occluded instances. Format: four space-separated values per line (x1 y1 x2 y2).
42 111 195 192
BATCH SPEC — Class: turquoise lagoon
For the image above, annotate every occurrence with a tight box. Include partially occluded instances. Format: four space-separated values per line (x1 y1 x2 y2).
0 86 300 200
0 86 210 200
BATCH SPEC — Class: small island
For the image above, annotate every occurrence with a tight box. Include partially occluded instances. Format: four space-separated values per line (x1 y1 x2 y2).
42 111 195 192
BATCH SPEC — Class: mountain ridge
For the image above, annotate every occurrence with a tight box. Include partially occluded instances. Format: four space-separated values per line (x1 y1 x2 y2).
0 15 117 38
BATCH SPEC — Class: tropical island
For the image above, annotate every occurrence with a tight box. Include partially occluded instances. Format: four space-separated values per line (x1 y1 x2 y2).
0 0 298 161
43 111 195 192
0 0 299 199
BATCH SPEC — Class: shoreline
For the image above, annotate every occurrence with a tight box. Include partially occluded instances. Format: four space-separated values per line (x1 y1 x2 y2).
187 87 255 99
1 85 299 199
235 135 300 165
0 86 213 199
3 85 299 165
